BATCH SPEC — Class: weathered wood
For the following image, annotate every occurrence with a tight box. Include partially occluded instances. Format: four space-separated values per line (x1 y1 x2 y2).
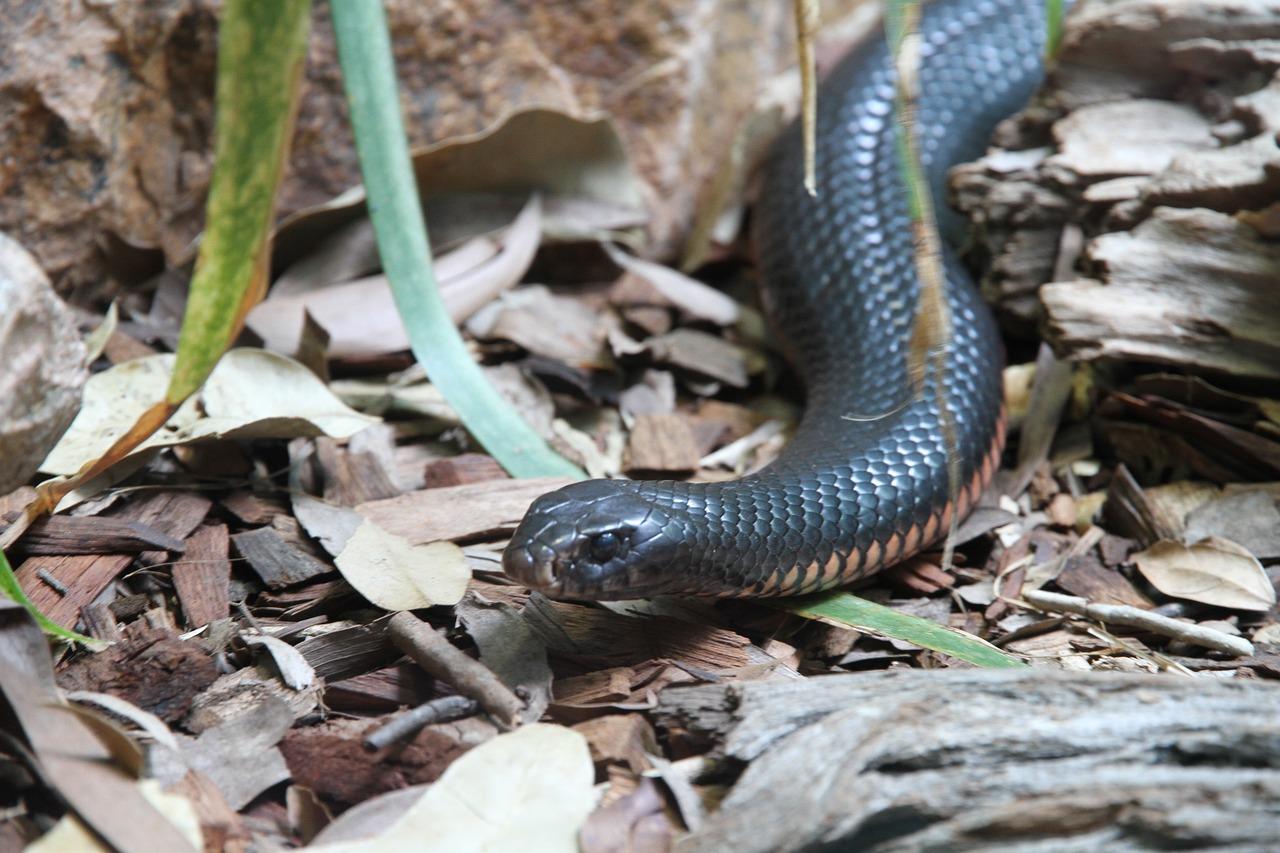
624 413 702 473
7 515 184 556
231 527 332 590
656 669 1280 852
15 553 133 630
422 453 508 489
172 524 232 629
1042 209 1280 379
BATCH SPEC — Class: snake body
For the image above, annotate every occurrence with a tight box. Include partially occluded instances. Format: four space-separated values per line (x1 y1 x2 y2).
503 0 1047 599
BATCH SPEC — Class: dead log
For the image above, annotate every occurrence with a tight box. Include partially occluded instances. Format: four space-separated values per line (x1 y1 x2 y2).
655 669 1280 852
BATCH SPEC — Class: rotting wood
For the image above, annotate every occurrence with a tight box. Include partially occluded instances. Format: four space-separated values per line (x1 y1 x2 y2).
656 669 1280 852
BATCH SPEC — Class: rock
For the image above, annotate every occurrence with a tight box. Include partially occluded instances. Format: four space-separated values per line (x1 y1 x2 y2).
0 233 86 493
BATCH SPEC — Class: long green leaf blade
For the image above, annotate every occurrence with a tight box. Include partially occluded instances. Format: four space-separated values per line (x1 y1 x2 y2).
777 591 1027 669
167 0 313 403
329 1 583 479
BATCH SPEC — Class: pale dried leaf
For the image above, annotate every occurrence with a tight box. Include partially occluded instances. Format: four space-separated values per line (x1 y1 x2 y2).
243 634 317 690
334 519 469 610
1133 537 1276 611
308 723 596 853
41 349 377 475
27 780 202 853
602 243 739 325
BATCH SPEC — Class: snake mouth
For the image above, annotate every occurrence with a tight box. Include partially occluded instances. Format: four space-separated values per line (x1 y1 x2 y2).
501 543 563 594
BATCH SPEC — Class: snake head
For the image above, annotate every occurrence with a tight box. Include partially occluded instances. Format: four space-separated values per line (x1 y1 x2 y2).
503 480 688 599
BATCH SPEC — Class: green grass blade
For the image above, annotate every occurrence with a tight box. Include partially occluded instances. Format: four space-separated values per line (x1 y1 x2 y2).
0 549 94 645
777 591 1027 668
329 1 583 479
1045 0 1065 60
167 0 312 403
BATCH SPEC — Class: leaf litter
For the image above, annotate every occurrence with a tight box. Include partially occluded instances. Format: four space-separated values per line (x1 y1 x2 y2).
7 7 1280 850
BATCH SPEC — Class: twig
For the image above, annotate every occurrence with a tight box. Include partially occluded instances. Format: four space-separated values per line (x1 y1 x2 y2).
363 695 480 751
1021 589 1254 658
388 611 524 728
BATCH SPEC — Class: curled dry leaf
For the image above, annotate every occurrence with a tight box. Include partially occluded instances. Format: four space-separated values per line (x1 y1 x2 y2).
334 519 469 610
243 634 317 690
602 242 739 325
1133 537 1276 612
248 197 544 358
308 723 596 853
27 780 203 853
41 349 378 476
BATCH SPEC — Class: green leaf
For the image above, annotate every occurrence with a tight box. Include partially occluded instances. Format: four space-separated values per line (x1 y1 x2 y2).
0 549 95 645
776 591 1027 669
1045 0 1065 60
167 0 312 403
329 1 583 480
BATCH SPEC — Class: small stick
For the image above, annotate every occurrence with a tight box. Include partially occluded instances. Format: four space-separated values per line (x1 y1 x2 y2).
363 695 479 751
36 569 68 596
1022 589 1254 658
388 611 523 728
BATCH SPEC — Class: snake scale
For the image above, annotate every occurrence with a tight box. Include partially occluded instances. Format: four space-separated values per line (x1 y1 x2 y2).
503 0 1047 599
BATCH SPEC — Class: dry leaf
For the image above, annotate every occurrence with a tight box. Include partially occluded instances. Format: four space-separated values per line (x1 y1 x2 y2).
41 349 378 476
334 519 469 610
243 634 317 691
27 779 202 853
308 723 596 853
602 243 739 325
1133 537 1276 611
249 198 543 358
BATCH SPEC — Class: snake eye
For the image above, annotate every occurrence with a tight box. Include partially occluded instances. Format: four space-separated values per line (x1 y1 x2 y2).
588 532 621 563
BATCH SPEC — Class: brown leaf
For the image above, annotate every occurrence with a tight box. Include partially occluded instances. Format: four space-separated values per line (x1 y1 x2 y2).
1133 537 1276 611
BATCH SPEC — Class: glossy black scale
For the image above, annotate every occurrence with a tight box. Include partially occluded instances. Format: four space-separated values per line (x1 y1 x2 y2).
502 0 1047 599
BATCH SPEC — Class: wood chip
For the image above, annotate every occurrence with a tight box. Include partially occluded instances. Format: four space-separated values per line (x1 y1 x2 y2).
232 527 333 590
423 454 509 489
624 413 702 473
315 437 402 506
10 515 183 556
1054 554 1153 609
56 627 219 722
641 328 751 388
172 524 231 629
16 553 132 630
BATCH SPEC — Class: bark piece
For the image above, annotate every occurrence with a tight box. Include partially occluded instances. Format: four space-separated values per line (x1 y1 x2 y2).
171 524 231 629
657 669 1280 852
56 628 218 723
523 594 751 671
295 618 397 683
422 454 508 489
110 490 213 567
641 328 751 388
11 515 185 556
1184 489 1280 560
232 527 333 589
325 663 434 714
15 553 132 631
1042 208 1280 379
281 715 490 808
356 477 574 545
1054 554 1153 609
314 436 401 506
1047 100 1215 178
624 413 702 473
